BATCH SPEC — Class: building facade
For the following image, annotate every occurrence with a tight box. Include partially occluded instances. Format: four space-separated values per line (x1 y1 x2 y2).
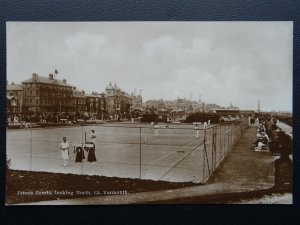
6 96 18 115
7 82 23 113
22 73 74 113
105 82 132 119
85 92 106 116
72 87 86 114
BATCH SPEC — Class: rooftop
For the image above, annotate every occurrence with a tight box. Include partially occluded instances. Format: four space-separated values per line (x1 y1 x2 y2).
22 74 72 87
7 83 22 91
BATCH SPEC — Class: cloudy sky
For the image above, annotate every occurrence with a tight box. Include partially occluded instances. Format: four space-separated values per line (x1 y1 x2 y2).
7 22 293 111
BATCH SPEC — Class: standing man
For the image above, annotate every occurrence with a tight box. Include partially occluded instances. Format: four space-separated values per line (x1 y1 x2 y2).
203 121 208 129
59 137 70 167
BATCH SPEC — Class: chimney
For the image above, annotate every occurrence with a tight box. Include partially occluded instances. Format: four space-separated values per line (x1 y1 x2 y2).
32 73 37 81
11 82 15 85
49 73 54 80
63 79 66 84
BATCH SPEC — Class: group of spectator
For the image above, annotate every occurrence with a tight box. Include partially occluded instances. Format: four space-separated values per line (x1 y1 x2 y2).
251 116 292 155
7 111 115 128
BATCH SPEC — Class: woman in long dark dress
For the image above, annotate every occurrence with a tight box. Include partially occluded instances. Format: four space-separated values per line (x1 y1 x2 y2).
87 130 97 162
74 147 85 162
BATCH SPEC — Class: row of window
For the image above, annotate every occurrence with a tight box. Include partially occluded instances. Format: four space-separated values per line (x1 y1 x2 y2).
23 83 72 91
24 90 73 97
7 91 22 96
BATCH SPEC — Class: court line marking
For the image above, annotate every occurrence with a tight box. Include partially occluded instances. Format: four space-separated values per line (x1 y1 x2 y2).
149 138 200 164
150 139 213 166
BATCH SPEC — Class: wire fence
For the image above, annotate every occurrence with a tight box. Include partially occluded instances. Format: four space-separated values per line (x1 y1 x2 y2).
6 118 249 183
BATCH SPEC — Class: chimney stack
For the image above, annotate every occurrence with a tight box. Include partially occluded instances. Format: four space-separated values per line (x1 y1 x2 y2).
63 79 66 83
49 73 54 80
32 73 37 81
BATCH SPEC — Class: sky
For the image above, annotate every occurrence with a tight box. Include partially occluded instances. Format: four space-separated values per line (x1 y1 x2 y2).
7 22 293 112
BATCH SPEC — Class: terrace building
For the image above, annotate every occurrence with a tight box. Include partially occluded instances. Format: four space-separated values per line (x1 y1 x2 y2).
22 73 74 113
85 92 106 116
72 87 86 114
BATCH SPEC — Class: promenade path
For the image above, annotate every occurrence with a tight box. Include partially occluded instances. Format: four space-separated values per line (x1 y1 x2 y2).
20 126 287 205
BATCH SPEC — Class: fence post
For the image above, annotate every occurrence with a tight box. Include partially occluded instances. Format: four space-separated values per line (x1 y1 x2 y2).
219 125 222 160
30 128 32 171
139 127 142 179
211 128 214 170
202 129 206 183
81 125 84 175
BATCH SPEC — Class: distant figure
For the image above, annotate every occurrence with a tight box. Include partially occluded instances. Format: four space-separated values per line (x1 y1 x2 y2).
154 123 159 136
151 121 154 128
23 122 29 130
195 125 200 139
208 120 211 126
59 137 70 167
13 116 19 123
255 118 259 126
203 121 207 129
87 130 97 162
250 118 255 126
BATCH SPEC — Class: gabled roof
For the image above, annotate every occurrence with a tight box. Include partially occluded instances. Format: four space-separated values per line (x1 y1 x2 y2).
22 75 72 87
7 83 22 91
7 95 17 100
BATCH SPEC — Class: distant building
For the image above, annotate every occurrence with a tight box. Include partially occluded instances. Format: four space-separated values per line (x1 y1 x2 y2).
206 103 222 112
72 87 86 113
22 73 74 113
105 82 132 119
145 99 165 112
131 90 143 110
175 98 193 112
85 92 106 116
6 95 18 115
6 81 23 113
226 103 239 110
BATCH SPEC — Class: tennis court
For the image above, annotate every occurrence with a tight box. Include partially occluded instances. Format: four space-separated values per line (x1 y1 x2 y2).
6 119 248 183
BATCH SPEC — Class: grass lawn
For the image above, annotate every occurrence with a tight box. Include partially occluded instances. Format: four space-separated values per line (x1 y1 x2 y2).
5 169 196 204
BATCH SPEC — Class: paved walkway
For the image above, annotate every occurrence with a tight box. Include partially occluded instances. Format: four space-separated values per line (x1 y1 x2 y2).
21 126 281 205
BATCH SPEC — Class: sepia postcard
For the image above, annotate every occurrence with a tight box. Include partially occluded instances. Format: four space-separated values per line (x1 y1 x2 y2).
5 21 293 205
